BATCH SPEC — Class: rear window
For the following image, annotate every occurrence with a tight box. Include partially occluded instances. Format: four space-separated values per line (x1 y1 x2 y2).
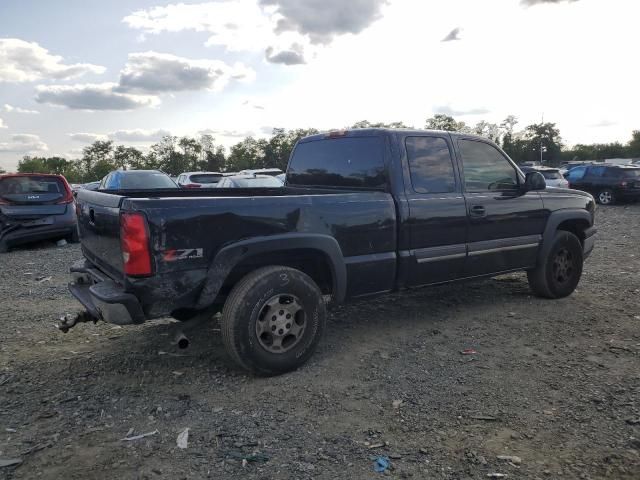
621 169 640 178
231 177 283 188
189 174 222 184
119 172 177 189
0 176 65 195
540 170 562 180
288 137 386 188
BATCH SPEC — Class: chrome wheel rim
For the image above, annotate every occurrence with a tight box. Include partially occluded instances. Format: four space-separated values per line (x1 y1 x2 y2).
255 294 306 354
552 247 574 284
599 191 612 204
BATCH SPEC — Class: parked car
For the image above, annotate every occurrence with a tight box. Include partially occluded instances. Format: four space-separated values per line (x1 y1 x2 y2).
238 168 283 177
520 166 569 188
566 164 640 205
176 172 223 188
67 128 596 375
82 181 101 191
99 170 178 190
216 174 283 188
560 161 596 176
0 173 78 252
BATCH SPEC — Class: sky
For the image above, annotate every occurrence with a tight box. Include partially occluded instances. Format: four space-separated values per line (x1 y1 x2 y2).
0 0 638 171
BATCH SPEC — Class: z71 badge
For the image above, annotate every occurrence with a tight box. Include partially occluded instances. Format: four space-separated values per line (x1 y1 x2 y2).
163 248 204 261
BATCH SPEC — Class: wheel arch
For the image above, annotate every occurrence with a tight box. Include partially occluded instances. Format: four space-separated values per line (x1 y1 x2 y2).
537 209 592 266
195 233 347 309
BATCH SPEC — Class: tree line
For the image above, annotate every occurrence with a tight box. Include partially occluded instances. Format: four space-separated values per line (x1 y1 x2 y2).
13 117 640 183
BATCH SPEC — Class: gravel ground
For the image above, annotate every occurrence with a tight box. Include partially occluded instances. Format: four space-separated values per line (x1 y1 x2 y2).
0 205 639 480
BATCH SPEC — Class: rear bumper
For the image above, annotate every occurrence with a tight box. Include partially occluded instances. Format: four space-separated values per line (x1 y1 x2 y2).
583 226 597 259
69 260 145 325
1 224 75 248
0 206 76 249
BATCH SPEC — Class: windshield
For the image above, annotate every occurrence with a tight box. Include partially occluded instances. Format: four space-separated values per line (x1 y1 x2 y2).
0 176 65 196
232 177 283 188
119 172 177 189
621 169 640 178
189 174 222 184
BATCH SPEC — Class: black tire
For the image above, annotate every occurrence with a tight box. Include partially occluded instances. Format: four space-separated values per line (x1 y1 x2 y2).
221 266 326 376
527 230 583 299
0 242 8 253
596 189 615 205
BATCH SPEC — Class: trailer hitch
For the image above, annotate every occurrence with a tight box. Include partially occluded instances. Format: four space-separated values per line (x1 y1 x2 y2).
56 311 97 333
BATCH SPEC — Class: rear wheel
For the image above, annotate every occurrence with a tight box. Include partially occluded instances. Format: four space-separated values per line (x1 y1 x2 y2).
527 230 583 299
221 266 326 376
597 189 615 205
0 242 8 254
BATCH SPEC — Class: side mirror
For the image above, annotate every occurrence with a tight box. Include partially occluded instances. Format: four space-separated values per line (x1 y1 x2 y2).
523 171 546 191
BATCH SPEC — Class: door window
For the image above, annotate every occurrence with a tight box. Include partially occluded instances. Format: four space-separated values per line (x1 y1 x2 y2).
588 166 606 177
405 137 456 193
459 140 518 192
566 167 587 181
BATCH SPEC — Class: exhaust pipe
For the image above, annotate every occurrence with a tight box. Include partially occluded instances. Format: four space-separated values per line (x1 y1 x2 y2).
174 331 190 349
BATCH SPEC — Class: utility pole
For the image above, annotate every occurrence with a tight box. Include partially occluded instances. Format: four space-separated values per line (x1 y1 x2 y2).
540 113 544 165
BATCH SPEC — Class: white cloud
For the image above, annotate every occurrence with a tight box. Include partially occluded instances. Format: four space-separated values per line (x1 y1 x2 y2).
35 83 160 111
69 132 109 142
265 44 306 65
434 105 490 116
0 38 105 83
117 52 254 94
4 104 39 114
0 134 48 153
0 118 6 129
260 0 388 44
198 128 256 138
109 129 171 142
69 129 172 143
122 1 387 61
123 1 273 52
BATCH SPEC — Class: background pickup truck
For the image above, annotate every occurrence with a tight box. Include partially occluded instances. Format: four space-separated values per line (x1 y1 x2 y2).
69 128 597 375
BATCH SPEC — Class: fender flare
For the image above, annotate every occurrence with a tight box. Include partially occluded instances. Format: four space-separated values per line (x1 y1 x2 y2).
195 233 347 308
537 209 592 265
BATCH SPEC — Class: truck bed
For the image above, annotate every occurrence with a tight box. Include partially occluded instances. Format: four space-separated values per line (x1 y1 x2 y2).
75 186 397 318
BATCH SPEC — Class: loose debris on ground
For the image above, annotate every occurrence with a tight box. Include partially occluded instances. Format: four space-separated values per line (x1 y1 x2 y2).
0 205 639 479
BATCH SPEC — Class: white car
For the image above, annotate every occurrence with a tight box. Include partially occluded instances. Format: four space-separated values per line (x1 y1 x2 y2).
238 168 283 177
176 171 223 188
521 166 569 188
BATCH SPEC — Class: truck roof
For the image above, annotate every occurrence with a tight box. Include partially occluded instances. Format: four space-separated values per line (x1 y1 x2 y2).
298 128 490 143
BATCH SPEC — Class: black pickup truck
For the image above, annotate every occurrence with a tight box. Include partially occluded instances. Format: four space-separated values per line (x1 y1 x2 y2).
68 129 597 375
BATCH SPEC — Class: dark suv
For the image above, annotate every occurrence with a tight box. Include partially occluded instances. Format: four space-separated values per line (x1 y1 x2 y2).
0 174 78 252
566 164 640 205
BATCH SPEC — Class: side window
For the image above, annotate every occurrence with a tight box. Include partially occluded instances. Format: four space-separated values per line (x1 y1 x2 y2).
567 167 586 181
589 166 606 177
405 136 456 193
459 140 518 191
287 137 386 188
604 168 620 178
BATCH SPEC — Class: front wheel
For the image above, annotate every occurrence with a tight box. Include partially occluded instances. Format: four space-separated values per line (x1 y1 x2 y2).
597 189 615 205
527 230 583 299
221 266 326 376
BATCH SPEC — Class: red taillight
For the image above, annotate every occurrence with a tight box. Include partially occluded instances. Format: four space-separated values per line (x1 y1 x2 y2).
57 178 74 204
120 212 152 277
185 183 201 188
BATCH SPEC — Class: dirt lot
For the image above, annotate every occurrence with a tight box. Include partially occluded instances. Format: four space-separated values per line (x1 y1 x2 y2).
0 205 639 480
